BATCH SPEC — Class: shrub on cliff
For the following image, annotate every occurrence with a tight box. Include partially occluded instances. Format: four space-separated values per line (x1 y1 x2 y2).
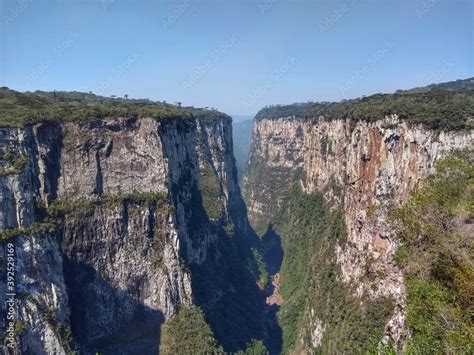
0 222 57 241
390 149 474 353
48 197 97 216
0 147 28 176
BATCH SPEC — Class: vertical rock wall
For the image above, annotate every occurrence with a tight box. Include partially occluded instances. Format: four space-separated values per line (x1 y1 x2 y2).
0 115 259 354
242 114 473 348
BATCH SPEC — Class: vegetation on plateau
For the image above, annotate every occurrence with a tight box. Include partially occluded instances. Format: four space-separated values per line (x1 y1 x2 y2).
274 188 394 353
0 87 230 126
255 78 474 130
160 306 223 354
390 150 474 353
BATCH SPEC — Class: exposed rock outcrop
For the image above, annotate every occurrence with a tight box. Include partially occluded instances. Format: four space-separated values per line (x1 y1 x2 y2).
242 114 473 349
0 115 262 354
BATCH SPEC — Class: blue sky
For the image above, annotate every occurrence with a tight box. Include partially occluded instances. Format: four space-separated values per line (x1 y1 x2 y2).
0 0 472 115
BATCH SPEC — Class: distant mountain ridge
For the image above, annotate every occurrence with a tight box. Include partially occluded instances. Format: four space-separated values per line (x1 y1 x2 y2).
232 114 254 123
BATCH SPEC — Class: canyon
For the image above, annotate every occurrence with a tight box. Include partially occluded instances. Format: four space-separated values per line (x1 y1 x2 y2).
242 113 472 352
0 79 473 354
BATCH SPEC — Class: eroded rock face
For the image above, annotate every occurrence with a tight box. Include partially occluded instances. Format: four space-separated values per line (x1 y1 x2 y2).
58 118 169 198
242 114 473 347
59 202 191 354
0 125 69 355
0 115 257 354
3 235 70 355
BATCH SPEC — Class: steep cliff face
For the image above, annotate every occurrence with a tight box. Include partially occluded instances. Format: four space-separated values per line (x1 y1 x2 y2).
242 114 473 352
1 125 74 354
0 115 263 354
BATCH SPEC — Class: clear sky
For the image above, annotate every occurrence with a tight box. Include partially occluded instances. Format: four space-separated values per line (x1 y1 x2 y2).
0 0 472 115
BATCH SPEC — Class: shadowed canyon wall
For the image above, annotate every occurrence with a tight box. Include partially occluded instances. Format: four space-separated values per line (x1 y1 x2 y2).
0 115 265 354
